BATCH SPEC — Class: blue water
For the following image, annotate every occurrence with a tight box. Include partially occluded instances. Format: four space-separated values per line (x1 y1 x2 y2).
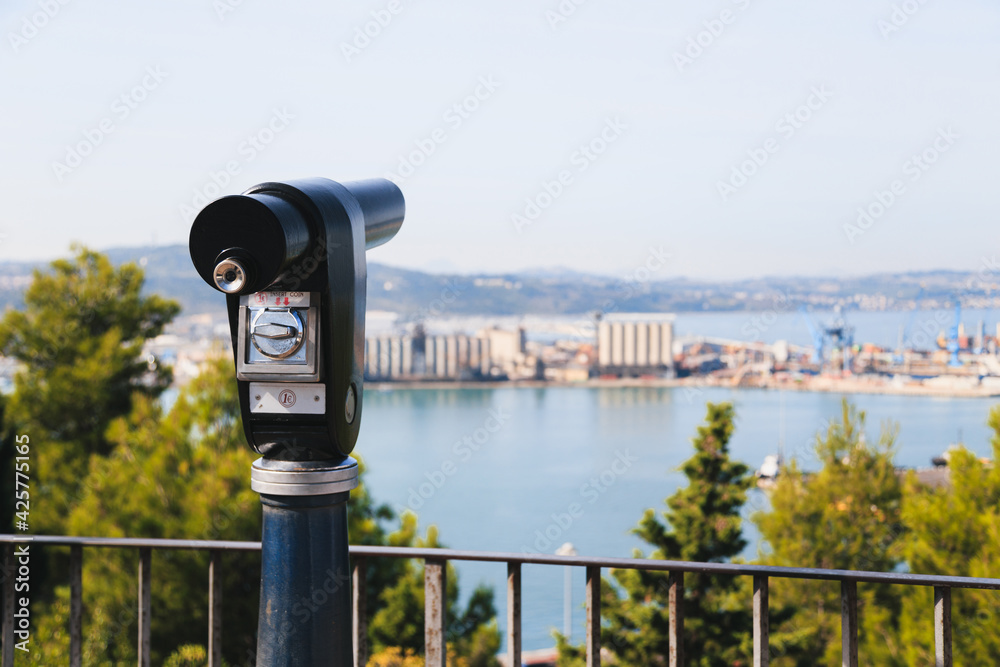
358 386 1000 651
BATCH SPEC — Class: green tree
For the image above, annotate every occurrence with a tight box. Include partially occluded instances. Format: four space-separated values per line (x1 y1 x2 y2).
0 394 15 533
754 400 904 666
560 402 753 666
26 357 259 665
26 353 501 664
896 406 1000 664
349 455 423 640
164 645 210 667
0 246 179 534
3 249 500 663
369 520 501 667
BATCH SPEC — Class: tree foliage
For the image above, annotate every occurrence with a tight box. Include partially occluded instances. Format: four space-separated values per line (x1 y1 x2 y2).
754 400 904 666
26 357 260 664
369 519 500 667
4 250 498 664
560 402 753 666
16 248 1000 665
24 353 500 665
0 245 179 533
895 405 1000 664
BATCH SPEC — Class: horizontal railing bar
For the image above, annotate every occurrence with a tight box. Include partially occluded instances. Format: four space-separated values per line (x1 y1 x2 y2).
0 535 261 551
4 535 1000 591
348 547 1000 591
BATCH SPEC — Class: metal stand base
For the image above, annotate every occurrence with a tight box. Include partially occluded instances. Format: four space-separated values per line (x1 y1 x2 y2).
252 457 359 666
251 457 360 496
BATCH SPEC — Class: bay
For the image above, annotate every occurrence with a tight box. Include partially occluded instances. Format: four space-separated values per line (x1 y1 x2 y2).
358 385 1000 652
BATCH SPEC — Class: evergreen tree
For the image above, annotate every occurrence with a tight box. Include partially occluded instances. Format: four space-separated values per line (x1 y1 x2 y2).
754 400 904 666
22 353 500 664
1 248 499 663
896 405 1000 664
560 402 753 666
369 520 501 667
0 394 14 533
27 357 260 664
0 245 179 533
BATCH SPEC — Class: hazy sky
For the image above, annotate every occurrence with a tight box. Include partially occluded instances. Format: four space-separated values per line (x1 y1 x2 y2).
2 0 998 280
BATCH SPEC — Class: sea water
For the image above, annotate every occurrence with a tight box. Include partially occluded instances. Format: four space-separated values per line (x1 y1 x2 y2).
359 385 1000 651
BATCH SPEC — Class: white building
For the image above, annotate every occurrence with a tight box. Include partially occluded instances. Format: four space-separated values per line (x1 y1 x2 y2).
365 328 522 380
596 314 675 376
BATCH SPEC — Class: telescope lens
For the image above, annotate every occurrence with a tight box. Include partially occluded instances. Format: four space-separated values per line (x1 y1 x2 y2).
214 258 247 293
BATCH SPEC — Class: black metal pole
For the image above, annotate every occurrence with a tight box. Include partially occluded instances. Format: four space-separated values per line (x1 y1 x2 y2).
252 457 358 666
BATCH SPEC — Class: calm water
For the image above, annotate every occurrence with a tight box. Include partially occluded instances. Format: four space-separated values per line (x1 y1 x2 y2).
359 386 1000 651
156 308 1000 650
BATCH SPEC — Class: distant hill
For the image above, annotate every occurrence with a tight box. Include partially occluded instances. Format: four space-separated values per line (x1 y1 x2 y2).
0 244 993 317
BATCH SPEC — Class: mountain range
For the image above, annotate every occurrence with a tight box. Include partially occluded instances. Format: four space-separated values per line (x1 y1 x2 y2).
0 244 992 318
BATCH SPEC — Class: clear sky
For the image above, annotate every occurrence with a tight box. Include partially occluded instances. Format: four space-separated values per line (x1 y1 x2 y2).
2 0 998 280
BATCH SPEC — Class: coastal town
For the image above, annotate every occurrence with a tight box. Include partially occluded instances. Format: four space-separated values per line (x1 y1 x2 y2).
84 305 1000 400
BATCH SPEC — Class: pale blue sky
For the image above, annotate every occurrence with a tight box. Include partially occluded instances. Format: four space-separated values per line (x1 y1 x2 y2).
1 0 998 279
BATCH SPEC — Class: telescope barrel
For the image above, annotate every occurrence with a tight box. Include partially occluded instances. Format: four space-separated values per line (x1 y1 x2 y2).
189 178 404 295
342 179 405 250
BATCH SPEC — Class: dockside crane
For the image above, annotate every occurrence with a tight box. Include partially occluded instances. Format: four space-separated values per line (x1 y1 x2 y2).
947 299 962 367
894 285 925 363
799 306 855 373
824 306 855 373
799 306 825 367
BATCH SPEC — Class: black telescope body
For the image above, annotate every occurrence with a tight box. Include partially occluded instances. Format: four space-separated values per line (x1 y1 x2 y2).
189 177 404 460
189 176 403 665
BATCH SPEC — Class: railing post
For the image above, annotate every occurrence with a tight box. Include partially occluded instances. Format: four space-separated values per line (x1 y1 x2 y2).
668 571 684 667
507 562 521 667
353 557 367 667
840 580 858 667
586 565 600 667
425 559 446 667
70 545 82 667
208 550 222 667
934 586 952 667
138 548 152 667
753 575 769 667
2 543 13 667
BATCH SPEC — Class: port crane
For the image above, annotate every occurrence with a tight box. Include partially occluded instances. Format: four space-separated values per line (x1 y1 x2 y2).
799 306 854 372
825 307 855 373
798 306 825 366
946 299 962 367
894 285 925 363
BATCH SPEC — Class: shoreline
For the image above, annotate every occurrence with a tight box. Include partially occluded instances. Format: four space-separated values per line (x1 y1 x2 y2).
367 376 1000 398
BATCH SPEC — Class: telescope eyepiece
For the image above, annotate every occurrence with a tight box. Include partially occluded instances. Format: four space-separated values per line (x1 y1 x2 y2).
214 258 248 293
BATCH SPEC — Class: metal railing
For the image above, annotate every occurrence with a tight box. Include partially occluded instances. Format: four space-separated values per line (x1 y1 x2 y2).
3 534 1000 667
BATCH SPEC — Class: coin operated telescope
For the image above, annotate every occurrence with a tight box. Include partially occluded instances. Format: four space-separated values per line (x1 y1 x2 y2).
189 177 404 666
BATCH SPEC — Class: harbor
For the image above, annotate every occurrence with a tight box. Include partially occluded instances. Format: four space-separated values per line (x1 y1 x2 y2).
357 384 1000 651
352 306 1000 398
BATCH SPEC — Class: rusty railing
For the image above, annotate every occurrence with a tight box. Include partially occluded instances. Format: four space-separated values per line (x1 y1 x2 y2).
3 535 999 667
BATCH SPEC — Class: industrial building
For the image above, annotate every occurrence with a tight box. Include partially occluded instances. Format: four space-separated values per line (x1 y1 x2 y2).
597 314 675 376
364 327 536 380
